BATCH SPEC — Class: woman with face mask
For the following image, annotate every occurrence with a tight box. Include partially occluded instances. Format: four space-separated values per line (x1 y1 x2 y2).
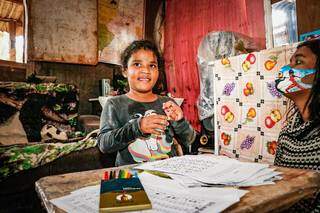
274 39 320 211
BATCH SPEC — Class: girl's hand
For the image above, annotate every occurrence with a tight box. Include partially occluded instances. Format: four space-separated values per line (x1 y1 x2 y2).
163 101 183 121
140 114 168 135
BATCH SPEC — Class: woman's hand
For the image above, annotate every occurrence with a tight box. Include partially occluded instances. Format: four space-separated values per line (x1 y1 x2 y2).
163 101 183 121
140 114 168 135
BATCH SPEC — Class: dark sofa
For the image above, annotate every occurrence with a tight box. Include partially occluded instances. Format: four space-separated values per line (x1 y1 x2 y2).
0 147 116 212
0 81 117 212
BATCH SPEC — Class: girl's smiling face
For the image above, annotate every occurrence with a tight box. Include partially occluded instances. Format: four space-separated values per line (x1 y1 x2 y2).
123 49 159 95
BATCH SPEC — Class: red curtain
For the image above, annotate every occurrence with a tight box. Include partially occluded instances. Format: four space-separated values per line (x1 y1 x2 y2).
164 0 266 130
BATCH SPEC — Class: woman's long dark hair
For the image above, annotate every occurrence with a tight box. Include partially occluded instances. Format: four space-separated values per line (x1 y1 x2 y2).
298 39 320 124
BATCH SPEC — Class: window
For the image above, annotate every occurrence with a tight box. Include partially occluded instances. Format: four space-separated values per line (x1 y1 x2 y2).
0 0 26 63
272 0 298 47
0 32 10 60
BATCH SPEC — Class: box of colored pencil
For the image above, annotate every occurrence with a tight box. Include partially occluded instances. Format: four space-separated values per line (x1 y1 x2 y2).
99 169 151 212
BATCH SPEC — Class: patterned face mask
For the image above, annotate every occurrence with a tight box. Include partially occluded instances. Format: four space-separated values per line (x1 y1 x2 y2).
275 65 316 94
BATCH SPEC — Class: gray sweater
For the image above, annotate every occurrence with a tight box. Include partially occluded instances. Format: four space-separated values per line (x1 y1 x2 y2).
97 95 196 166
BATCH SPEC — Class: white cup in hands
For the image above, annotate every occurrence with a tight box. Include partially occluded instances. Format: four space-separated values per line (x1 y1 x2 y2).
140 113 169 136
163 101 183 121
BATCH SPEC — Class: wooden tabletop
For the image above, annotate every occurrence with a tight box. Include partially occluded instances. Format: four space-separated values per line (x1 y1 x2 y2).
35 165 320 213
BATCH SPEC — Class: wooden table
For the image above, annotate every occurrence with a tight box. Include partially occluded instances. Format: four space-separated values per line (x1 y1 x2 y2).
36 165 320 213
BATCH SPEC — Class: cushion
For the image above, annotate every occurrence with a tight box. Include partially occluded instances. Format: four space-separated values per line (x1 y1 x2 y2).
78 115 100 133
0 112 28 145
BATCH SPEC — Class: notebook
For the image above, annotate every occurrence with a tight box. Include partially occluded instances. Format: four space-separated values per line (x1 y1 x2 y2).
99 172 152 212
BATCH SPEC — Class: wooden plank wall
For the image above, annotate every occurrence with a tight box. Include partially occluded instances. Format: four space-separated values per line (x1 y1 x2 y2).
296 0 320 37
35 62 121 115
0 60 26 82
28 0 98 65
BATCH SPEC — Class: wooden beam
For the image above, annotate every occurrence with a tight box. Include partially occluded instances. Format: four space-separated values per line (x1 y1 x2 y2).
264 0 274 49
9 21 16 61
0 18 23 26
271 0 282 4
4 0 23 5
0 59 26 69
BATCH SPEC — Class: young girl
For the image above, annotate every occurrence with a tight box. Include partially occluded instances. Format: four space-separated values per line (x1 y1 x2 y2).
97 40 196 166
274 39 320 211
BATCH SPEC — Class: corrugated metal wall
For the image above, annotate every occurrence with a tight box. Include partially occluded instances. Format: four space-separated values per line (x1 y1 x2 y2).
164 0 266 130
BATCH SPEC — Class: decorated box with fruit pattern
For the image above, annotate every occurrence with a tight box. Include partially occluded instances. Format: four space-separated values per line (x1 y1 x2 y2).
214 43 299 163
